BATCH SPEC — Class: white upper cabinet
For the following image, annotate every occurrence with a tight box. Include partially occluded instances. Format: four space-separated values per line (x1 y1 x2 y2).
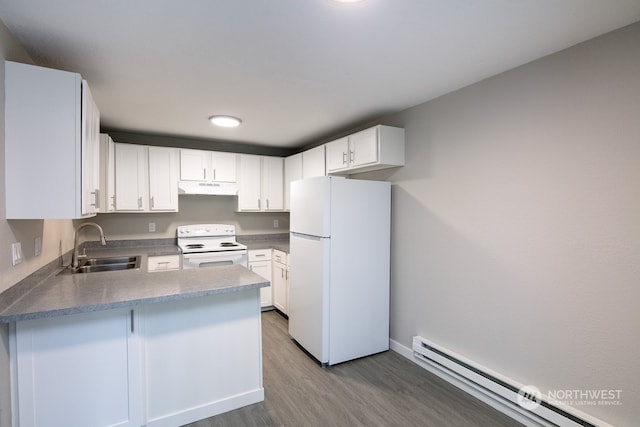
4 61 100 219
325 125 404 175
98 134 116 213
148 146 179 211
237 155 262 211
179 149 236 182
302 145 326 179
325 136 350 173
262 156 284 211
82 82 101 215
180 149 208 181
114 144 148 211
237 155 284 212
113 143 179 212
211 151 237 182
284 153 302 211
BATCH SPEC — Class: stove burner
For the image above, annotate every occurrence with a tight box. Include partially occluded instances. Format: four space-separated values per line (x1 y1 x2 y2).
220 242 239 247
186 243 205 249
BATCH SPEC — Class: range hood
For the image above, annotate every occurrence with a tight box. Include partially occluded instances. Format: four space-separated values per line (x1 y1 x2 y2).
178 181 238 196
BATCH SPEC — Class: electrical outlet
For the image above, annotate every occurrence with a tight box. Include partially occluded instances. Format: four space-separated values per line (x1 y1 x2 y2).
148 222 156 233
35 237 42 257
273 219 279 228
12 242 23 266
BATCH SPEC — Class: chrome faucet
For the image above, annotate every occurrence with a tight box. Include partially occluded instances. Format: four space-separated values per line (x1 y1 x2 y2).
72 222 107 269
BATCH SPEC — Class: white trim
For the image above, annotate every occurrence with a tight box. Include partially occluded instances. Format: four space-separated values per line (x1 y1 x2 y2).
389 339 554 427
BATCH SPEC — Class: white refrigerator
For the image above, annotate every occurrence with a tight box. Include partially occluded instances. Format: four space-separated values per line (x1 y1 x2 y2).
288 176 391 366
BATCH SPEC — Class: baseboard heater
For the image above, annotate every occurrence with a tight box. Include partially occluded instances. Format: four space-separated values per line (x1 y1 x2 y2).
412 336 610 427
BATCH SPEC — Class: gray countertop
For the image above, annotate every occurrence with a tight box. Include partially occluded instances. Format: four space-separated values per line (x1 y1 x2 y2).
0 245 269 324
238 234 290 253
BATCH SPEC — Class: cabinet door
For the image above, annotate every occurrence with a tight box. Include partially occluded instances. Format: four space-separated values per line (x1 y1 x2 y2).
4 61 94 219
284 153 302 211
211 151 237 182
325 137 349 173
13 309 140 427
237 154 262 211
148 146 179 211
180 149 208 181
349 127 378 168
249 259 272 307
272 261 288 314
262 156 284 211
81 81 101 215
115 143 148 211
302 145 326 178
99 134 116 212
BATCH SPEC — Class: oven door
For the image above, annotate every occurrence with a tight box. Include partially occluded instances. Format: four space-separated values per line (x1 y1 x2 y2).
182 251 248 269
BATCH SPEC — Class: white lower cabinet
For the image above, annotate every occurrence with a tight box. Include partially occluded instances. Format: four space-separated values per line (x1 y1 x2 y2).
272 249 289 315
248 249 272 308
147 254 181 272
11 293 263 427
140 292 263 427
12 308 141 427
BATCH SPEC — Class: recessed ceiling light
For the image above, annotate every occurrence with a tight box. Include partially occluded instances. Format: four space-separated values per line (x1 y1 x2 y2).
209 115 242 128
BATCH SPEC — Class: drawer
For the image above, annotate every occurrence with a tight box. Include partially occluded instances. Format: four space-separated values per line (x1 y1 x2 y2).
273 249 287 264
248 249 271 262
148 255 181 272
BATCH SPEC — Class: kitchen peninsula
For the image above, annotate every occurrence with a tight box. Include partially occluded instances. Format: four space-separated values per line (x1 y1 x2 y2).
0 248 269 427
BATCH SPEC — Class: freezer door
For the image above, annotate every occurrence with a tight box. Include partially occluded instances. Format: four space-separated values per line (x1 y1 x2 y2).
288 233 330 364
290 176 335 237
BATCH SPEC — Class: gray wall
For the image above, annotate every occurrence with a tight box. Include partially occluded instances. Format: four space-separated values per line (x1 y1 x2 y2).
2 16 639 427
377 22 639 426
88 195 290 241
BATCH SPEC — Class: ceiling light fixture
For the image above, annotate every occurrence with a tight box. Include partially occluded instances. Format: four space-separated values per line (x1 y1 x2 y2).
209 115 242 128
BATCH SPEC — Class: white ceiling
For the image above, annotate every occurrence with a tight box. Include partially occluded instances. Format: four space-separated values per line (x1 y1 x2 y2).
1 1 640 149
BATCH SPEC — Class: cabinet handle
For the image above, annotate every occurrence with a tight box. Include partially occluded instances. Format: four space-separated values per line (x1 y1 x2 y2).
91 189 100 209
255 254 266 257
138 197 143 209
130 309 135 333
281 268 284 278
213 169 216 181
342 152 347 165
110 195 116 209
266 199 270 209
150 196 154 209
203 168 206 180
349 150 355 163
258 199 261 210
286 270 289 280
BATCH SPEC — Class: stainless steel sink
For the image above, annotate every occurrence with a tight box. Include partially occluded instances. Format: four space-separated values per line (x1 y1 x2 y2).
63 255 142 274
82 256 140 266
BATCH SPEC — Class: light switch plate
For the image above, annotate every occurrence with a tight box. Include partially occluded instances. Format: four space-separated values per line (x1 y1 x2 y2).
12 242 23 266
148 222 156 233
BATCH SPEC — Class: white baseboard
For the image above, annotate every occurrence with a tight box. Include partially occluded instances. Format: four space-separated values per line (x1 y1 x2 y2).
389 339 547 427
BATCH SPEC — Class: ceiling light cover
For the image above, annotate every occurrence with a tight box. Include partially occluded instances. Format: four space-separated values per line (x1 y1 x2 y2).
209 115 242 127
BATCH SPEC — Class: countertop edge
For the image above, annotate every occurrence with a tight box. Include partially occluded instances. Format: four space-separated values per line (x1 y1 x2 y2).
0 281 267 323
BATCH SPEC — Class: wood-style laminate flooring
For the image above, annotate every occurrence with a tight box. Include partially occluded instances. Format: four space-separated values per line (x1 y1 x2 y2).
185 311 523 427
